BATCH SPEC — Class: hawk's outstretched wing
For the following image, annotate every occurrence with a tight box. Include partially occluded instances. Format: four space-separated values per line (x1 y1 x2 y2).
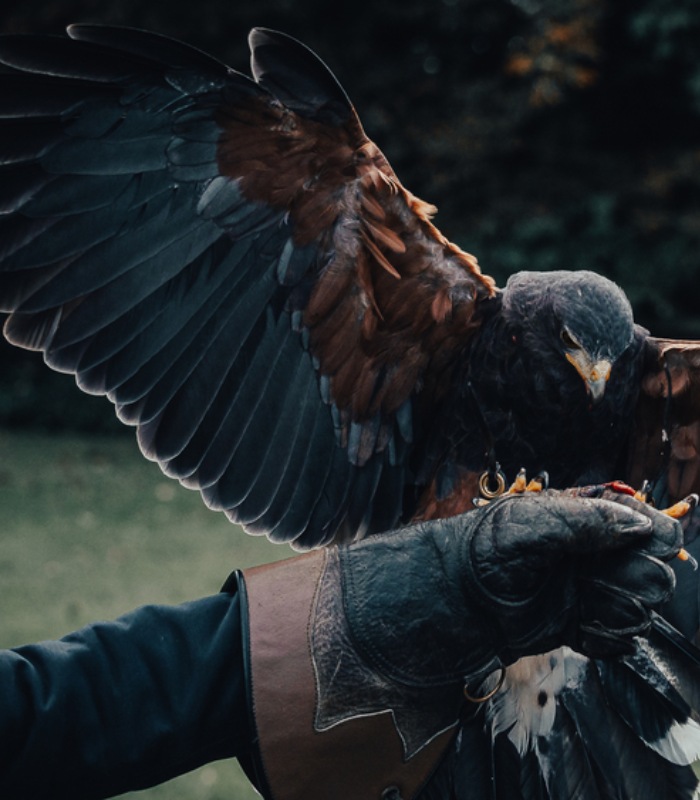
0 26 494 548
3 25 700 800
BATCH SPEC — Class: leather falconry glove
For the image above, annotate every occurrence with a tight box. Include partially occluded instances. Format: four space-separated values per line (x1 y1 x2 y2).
233 490 681 800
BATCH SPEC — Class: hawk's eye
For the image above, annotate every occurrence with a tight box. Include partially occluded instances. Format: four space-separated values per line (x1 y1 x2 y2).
560 328 580 349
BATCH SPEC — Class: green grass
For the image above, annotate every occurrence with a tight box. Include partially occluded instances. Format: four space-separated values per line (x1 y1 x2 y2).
4 429 700 792
0 429 291 799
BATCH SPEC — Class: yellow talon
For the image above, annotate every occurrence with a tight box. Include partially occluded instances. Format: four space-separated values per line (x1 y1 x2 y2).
678 548 699 570
475 469 550 507
663 501 692 519
615 482 698 569
509 469 528 494
526 476 546 492
507 469 549 495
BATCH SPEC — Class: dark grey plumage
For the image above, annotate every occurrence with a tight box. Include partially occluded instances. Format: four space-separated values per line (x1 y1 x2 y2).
420 270 647 501
0 26 700 800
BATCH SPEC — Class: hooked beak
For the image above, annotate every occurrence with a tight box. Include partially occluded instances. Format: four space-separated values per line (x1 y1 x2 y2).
565 352 612 404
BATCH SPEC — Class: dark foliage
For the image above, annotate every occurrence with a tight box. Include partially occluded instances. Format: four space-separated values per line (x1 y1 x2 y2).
1 0 698 432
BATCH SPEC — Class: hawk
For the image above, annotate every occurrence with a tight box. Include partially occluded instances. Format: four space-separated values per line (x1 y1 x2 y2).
1 25 700 799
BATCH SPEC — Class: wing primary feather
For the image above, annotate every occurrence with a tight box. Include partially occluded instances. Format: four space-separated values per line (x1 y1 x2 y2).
0 162 57 214
63 236 248 378
491 731 530 800
288 445 354 548
177 307 296 490
651 613 700 669
0 119 65 165
0 262 66 317
536 704 602 800
645 620 700 711
0 74 120 119
130 226 290 452
234 372 327 538
42 133 170 176
133 267 280 452
561 656 699 799
262 402 339 547
47 238 237 383
596 656 700 764
228 345 317 522
114 245 277 420
40 217 220 336
335 455 384 537
22 173 135 217
67 25 232 76
0 35 153 81
5 200 141 274
361 454 406 534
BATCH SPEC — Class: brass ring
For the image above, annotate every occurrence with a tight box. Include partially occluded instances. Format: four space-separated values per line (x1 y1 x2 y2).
478 470 506 500
464 667 507 704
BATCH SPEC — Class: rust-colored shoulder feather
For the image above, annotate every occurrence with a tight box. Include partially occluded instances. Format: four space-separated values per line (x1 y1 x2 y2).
217 67 494 428
627 338 700 503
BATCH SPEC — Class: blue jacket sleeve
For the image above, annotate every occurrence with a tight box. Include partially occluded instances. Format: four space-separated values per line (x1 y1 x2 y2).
0 587 252 799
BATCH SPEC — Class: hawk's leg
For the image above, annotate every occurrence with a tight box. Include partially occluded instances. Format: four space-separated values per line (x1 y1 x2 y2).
475 468 549 507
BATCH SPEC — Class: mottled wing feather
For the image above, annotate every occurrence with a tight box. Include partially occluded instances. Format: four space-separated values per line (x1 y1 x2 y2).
420 642 700 799
0 26 494 547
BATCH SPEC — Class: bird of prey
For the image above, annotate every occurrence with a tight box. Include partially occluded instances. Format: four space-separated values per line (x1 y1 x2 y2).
1 24 700 799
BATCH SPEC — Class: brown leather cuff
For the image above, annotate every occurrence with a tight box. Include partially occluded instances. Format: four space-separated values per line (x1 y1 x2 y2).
239 549 455 800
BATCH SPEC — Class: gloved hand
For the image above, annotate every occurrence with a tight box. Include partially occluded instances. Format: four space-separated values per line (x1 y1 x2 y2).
338 489 680 691
238 488 681 800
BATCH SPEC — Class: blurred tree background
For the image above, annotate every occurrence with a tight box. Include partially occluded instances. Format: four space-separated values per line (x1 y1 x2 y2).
1 0 699 432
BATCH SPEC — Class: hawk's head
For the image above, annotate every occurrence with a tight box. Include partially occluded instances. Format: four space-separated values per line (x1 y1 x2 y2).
501 270 637 403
